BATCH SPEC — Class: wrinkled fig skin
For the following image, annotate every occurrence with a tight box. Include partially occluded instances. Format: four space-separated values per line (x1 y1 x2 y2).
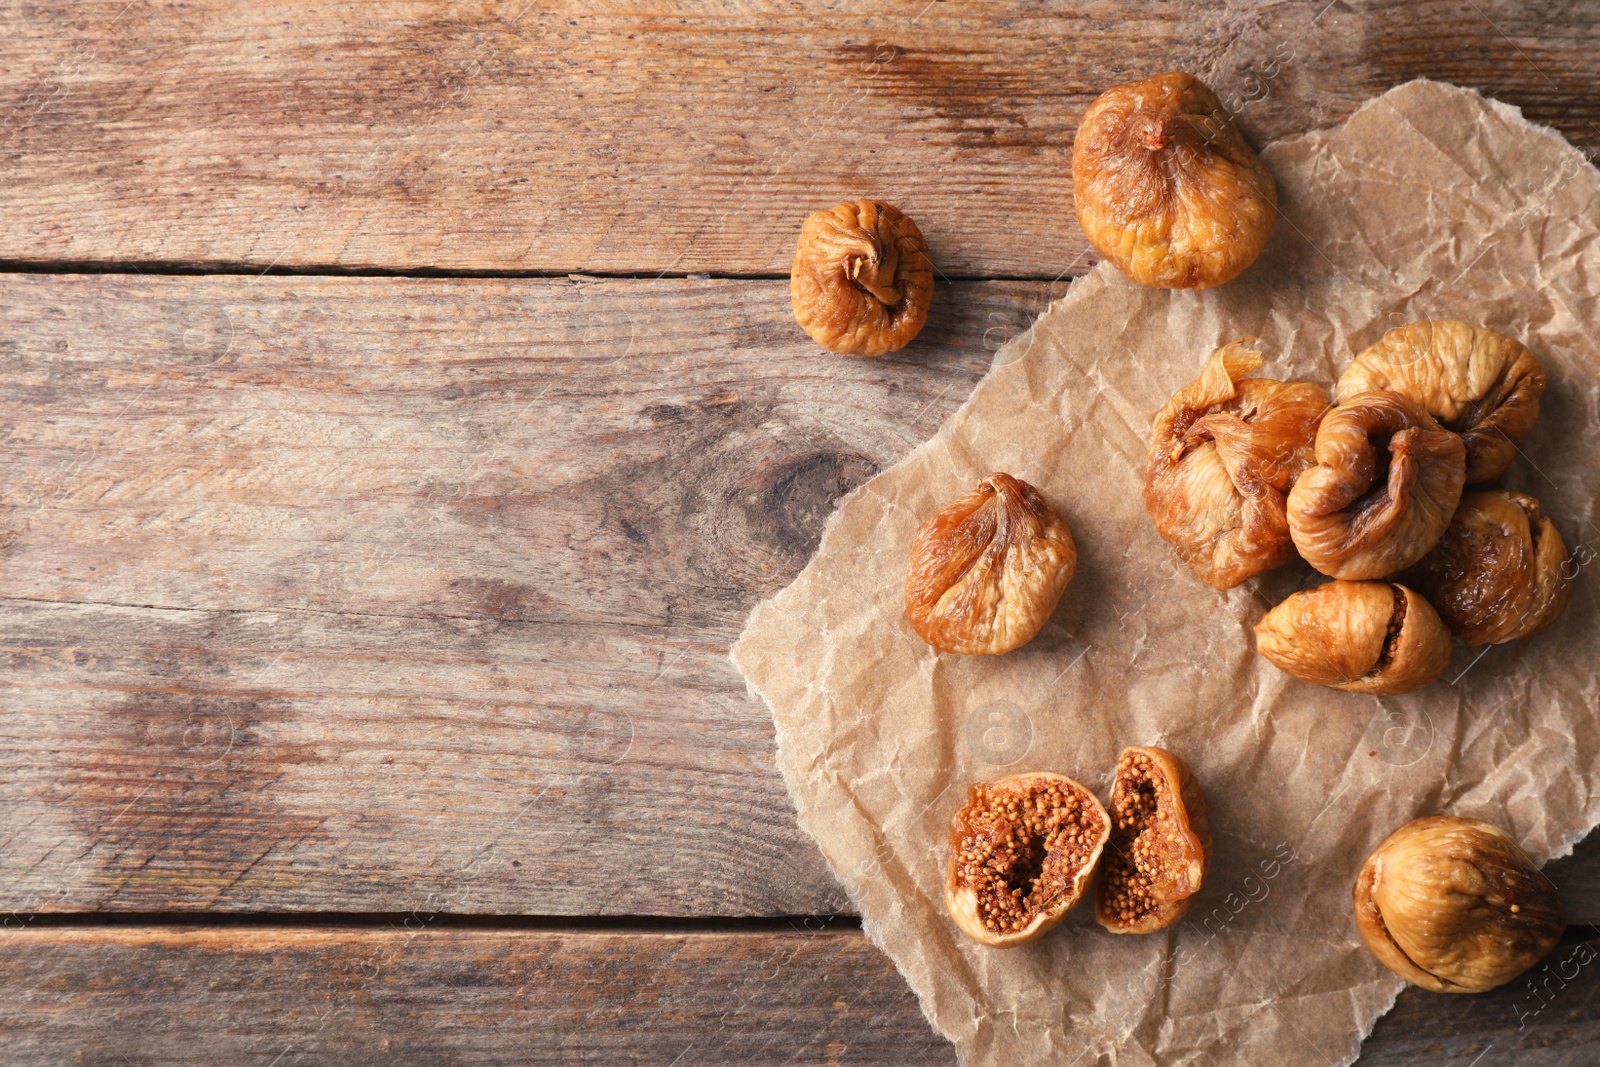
1095 746 1212 935
790 199 934 356
1144 339 1330 588
947 772 1110 947
1405 490 1570 645
1072 72 1278 290
1254 580 1452 695
1354 816 1565 993
1337 321 1545 484
906 473 1077 655
1287 390 1467 579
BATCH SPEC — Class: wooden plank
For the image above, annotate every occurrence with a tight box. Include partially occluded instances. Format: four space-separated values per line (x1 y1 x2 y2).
0 925 1595 1065
1 1 1596 276
0 274 1060 914
0 600 848 916
0 274 1040 623
0 925 958 1066
1547 844 1600 929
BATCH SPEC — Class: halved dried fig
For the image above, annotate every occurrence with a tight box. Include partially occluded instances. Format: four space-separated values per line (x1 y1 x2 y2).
1144 339 1329 588
1287 389 1466 579
1336 321 1545 483
1096 746 1211 934
790 199 934 356
906 473 1077 655
1405 490 1569 645
1254 580 1452 695
1072 72 1277 289
947 771 1110 947
1354 815 1565 993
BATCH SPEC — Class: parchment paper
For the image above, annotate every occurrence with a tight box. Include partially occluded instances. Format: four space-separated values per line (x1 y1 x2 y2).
731 80 1600 1066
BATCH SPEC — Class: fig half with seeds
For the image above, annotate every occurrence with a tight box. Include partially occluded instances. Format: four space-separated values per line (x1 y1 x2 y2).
1336 321 1545 484
1255 580 1452 695
1072 72 1277 289
1096 746 1212 934
1287 390 1466 579
947 771 1110 947
1405 490 1570 646
1354 816 1565 993
791 199 934 356
906 473 1077 655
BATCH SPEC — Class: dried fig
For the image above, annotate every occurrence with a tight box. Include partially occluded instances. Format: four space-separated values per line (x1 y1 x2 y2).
1405 490 1569 645
1287 389 1466 579
790 199 934 356
1354 815 1565 993
1144 339 1329 588
947 771 1110 947
1071 72 1277 289
1336 321 1545 483
906 473 1077 655
1254 580 1451 695
1096 746 1211 934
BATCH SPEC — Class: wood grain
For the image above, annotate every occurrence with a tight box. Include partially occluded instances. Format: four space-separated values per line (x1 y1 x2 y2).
5 4 1598 1060
1 924 1595 1066
1 1 1596 276
0 925 956 1066
0 274 1060 915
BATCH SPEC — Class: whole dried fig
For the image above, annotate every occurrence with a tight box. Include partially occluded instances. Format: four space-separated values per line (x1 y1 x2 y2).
1336 321 1545 483
1354 815 1565 993
906 473 1077 655
1072 72 1277 289
1144 339 1329 589
947 771 1110 947
1287 390 1466 579
1096 746 1211 934
1405 490 1569 645
790 199 934 356
1254 580 1451 695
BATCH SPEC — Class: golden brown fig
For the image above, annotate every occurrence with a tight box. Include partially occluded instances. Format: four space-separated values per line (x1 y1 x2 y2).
1144 339 1330 589
1287 390 1466 579
1096 747 1211 934
1071 72 1277 289
1254 580 1452 695
947 771 1110 947
790 199 934 356
906 473 1077 655
1405 490 1569 645
1337 321 1545 484
1354 815 1565 993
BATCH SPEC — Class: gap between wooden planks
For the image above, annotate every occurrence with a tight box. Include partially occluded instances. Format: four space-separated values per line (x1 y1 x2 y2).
1 1 1597 275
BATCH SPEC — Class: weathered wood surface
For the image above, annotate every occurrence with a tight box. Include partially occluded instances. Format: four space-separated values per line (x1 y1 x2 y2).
0 925 954 1066
2 1 1597 276
1 925 1596 1066
0 274 1061 915
5 2 1600 1061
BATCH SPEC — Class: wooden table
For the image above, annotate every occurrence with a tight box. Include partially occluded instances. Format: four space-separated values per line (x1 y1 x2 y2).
3 3 1597 1063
